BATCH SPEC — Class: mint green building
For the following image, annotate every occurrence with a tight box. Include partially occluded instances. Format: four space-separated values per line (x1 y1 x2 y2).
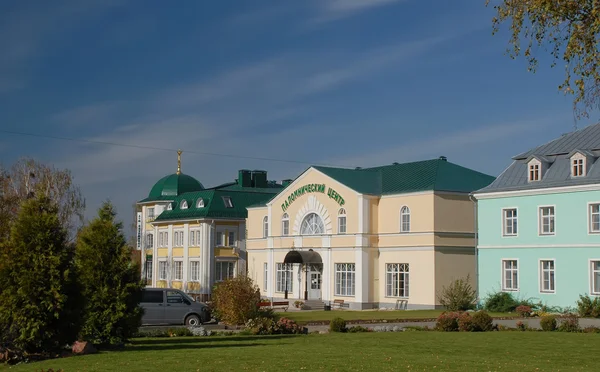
473 123 600 309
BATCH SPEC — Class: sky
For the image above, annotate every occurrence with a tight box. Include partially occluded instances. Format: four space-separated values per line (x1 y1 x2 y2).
0 0 597 233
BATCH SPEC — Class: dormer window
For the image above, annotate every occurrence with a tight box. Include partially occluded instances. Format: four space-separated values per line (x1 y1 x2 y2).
222 196 233 208
528 160 541 182
571 154 586 177
166 203 173 211
196 198 204 208
180 200 188 209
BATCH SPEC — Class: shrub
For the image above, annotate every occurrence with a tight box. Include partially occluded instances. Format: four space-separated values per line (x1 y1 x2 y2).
75 202 144 348
211 276 262 325
168 328 193 337
484 291 518 312
437 276 477 311
516 305 532 317
457 312 474 332
277 318 304 334
347 326 372 333
245 317 277 335
471 311 494 331
436 312 461 332
329 317 347 333
0 196 83 364
540 315 557 331
576 295 600 318
583 326 600 333
515 321 528 331
558 313 580 333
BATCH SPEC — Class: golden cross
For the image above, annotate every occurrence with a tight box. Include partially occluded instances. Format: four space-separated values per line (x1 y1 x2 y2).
177 150 182 174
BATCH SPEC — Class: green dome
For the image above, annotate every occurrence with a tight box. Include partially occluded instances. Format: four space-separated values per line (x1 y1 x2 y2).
148 173 204 199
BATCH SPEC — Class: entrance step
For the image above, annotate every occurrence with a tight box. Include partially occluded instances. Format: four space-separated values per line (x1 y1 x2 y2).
303 300 325 310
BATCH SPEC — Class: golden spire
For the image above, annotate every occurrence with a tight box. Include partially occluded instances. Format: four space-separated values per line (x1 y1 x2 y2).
177 150 182 175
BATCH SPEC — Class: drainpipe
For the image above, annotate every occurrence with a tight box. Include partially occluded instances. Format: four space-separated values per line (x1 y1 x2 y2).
469 193 479 305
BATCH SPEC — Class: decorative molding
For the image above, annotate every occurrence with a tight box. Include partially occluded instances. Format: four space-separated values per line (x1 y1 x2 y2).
474 183 600 199
292 195 332 235
478 244 600 249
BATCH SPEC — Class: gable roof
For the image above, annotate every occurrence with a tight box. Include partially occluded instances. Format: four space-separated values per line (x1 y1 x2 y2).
514 122 600 159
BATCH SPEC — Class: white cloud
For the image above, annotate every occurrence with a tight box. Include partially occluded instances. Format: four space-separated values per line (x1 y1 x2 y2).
54 101 124 128
311 0 405 23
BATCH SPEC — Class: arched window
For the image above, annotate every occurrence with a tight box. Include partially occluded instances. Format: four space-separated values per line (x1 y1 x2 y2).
300 213 325 235
146 233 154 249
263 216 269 238
400 206 410 232
196 198 204 208
282 213 290 236
338 208 347 234
180 200 188 210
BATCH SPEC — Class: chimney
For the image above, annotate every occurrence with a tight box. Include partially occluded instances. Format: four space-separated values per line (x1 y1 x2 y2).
282 179 293 187
238 169 252 187
251 170 268 188
439 156 447 161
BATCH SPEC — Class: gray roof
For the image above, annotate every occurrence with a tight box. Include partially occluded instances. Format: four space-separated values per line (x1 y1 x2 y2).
477 122 600 194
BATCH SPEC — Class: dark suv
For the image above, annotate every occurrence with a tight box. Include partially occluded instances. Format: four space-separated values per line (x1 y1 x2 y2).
140 288 211 326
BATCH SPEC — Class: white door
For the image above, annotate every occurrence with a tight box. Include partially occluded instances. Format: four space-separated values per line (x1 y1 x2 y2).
309 265 322 299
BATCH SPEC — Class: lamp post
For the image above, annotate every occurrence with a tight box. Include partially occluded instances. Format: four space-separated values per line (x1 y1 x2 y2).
304 264 309 301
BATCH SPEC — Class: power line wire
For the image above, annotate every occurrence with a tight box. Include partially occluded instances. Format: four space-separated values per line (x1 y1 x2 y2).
0 129 355 168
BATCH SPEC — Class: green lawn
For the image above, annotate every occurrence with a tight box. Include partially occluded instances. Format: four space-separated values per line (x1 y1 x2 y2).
279 309 517 324
4 332 599 371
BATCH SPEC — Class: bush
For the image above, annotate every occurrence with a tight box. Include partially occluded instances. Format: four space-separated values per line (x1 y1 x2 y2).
211 276 262 325
0 196 83 364
540 315 557 331
457 312 474 332
471 311 494 331
583 326 600 333
558 313 580 332
329 317 347 333
437 276 477 311
516 305 532 317
576 295 600 318
347 326 372 333
484 291 519 312
245 317 303 335
436 312 461 332
277 318 304 334
515 321 528 331
75 202 144 348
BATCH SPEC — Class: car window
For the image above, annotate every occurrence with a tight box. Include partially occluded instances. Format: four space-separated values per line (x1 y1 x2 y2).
141 290 163 304
166 290 184 304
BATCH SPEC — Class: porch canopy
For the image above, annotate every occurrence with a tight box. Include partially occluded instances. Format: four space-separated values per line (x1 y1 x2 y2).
283 249 322 265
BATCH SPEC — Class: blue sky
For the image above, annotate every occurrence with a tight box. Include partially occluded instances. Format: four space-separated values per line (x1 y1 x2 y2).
0 0 596 229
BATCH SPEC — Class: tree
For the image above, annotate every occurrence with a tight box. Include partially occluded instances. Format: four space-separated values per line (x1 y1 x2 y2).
487 0 600 118
211 276 263 325
0 158 85 239
75 201 144 348
0 196 82 362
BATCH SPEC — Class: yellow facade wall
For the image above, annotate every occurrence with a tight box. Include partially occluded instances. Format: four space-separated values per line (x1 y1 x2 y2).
378 234 435 248
434 194 476 233
378 194 434 234
247 207 268 240
378 250 436 306
189 248 200 257
433 249 476 305
172 248 184 257
246 251 268 293
158 248 168 257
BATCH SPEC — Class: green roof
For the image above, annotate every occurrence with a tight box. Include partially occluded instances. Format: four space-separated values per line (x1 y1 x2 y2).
141 173 205 203
314 158 495 195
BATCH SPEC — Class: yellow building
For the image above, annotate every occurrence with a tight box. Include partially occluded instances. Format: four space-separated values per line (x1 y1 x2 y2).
246 157 495 309
137 152 283 301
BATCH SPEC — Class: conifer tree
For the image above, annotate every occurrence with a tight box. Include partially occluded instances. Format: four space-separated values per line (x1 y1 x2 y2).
76 201 143 347
0 196 81 361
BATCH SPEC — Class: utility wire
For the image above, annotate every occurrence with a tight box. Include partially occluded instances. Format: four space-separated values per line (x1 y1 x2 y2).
0 129 355 168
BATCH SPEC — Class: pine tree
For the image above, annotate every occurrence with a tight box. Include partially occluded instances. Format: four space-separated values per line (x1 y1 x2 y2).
76 201 144 347
0 196 82 361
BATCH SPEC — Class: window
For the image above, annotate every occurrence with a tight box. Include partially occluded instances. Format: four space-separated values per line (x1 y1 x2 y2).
190 230 196 246
180 200 188 209
400 206 410 232
145 233 154 248
173 261 183 280
591 261 600 295
335 263 355 296
141 290 163 304
216 232 225 246
300 213 325 235
166 203 173 210
263 216 269 238
540 260 555 293
196 231 201 245
276 263 293 292
590 204 600 233
196 198 204 208
222 196 234 208
159 261 167 280
539 206 555 235
386 263 409 297
572 157 585 177
338 208 347 234
528 162 540 181
147 207 155 219
189 261 200 281
228 231 236 246
159 232 164 247
503 208 518 236
282 213 290 236
173 231 183 247
502 260 518 291
159 232 168 247
264 263 268 291
166 290 184 304
215 261 235 282
145 260 153 280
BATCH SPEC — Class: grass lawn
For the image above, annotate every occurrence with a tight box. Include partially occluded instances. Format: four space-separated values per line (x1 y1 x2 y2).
4 332 599 371
279 309 517 324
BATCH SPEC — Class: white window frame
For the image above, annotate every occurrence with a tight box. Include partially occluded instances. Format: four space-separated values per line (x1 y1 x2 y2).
282 213 289 236
338 208 347 234
173 231 184 247
263 262 268 292
528 159 541 181
571 154 586 177
215 261 236 282
263 216 269 238
539 259 556 293
228 231 236 247
195 231 201 247
216 231 225 247
146 260 153 280
222 196 234 208
538 205 556 236
502 208 518 237
589 202 600 234
386 263 409 298
180 200 188 209
196 198 204 208
501 259 519 292
590 260 600 295
147 207 155 219
189 230 196 246
400 206 410 232
189 260 200 282
159 260 167 280
173 260 183 281
276 263 293 292
145 233 154 248
334 263 355 297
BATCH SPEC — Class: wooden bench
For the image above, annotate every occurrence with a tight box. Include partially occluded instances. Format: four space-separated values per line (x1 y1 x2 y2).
395 299 408 310
258 300 289 312
333 299 350 309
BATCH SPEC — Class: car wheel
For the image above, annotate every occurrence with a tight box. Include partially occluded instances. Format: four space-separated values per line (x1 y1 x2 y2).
185 314 201 326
